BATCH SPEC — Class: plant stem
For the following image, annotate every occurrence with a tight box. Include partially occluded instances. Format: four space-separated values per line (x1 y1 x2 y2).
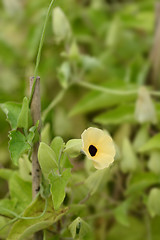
145 211 152 240
148 2 160 89
77 80 160 96
30 77 41 196
30 77 43 240
42 89 66 122
29 0 56 106
77 81 138 95
58 148 63 175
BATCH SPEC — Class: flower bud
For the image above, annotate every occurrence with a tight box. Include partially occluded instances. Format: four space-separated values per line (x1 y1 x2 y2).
135 86 157 124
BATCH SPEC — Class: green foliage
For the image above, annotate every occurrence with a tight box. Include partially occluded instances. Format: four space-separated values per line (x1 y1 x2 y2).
52 7 72 43
70 82 137 116
114 200 131 227
139 133 160 152
9 172 32 211
85 168 108 195
147 188 160 217
1 0 160 239
17 97 29 129
106 217 146 240
94 104 135 125
38 142 58 176
64 139 82 158
69 217 92 240
48 169 71 210
7 196 68 240
9 130 31 166
148 151 160 174
120 138 138 173
126 172 160 196
1 102 22 129
0 168 14 181
41 123 51 145
19 155 32 182
50 136 64 159
57 61 71 89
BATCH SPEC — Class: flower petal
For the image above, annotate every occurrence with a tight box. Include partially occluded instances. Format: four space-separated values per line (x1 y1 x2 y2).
93 154 114 169
81 127 116 169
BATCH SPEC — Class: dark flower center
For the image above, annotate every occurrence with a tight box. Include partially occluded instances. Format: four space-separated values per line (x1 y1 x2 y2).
88 145 97 157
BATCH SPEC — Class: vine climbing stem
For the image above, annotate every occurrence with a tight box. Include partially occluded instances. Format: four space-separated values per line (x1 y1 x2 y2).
29 0 56 106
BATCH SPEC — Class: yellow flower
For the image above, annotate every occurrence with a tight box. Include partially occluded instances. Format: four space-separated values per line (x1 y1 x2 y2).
81 127 116 169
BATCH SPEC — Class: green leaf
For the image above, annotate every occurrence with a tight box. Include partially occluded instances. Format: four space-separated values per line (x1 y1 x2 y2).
17 97 29 129
68 41 80 61
57 61 71 89
27 124 39 146
69 82 137 116
1 102 21 129
106 216 145 240
120 138 138 173
64 139 82 158
9 172 32 211
147 188 160 217
19 155 32 182
94 104 135 125
80 55 101 72
48 169 71 210
0 216 10 239
50 136 72 168
61 153 73 169
114 200 131 227
38 142 58 176
85 168 108 195
41 123 51 145
9 130 31 166
69 204 87 217
69 217 92 240
0 168 14 180
126 172 160 196
52 7 71 42
50 136 64 161
0 198 18 218
7 196 68 240
148 151 160 175
133 124 149 151
139 133 160 153
106 17 121 47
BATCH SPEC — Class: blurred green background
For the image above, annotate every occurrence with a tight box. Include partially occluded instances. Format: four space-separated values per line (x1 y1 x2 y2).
1 0 160 239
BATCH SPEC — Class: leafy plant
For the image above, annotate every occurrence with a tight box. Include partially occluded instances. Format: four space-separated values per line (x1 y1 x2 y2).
0 0 160 239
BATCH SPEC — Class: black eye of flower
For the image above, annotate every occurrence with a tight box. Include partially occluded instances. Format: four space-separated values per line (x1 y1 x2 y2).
88 145 97 157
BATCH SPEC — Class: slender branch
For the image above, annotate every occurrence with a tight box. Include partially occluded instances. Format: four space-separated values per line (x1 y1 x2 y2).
30 77 43 240
77 80 160 96
77 81 138 96
0 214 12 219
29 0 56 106
30 76 41 198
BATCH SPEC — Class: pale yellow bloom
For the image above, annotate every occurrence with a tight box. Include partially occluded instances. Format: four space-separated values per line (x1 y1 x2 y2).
81 127 116 169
